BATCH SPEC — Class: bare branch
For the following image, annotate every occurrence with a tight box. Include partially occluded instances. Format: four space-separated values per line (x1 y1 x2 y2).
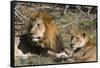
15 6 30 22
64 5 69 14
87 7 92 15
87 7 93 20
60 21 75 28
14 11 25 24
76 6 89 18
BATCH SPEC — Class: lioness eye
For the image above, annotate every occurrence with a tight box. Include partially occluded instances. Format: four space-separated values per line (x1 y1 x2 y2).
77 37 79 39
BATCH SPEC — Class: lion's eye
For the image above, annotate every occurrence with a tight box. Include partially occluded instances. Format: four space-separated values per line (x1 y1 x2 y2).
37 24 40 26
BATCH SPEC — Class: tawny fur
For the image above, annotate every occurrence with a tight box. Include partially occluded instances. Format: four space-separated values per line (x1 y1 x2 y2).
71 32 96 62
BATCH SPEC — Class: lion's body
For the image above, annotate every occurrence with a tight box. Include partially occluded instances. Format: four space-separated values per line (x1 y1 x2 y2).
15 11 69 60
26 11 69 59
70 32 96 62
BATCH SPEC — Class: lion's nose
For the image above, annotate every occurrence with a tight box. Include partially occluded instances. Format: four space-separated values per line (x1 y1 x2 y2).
37 36 41 39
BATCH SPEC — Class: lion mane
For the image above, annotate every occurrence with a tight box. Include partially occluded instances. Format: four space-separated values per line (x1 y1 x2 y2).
28 11 65 53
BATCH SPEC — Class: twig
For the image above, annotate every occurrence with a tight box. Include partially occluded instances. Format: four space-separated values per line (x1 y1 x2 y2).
64 5 69 14
14 11 25 24
60 21 75 28
76 6 89 18
87 7 91 15
15 6 30 22
87 7 93 19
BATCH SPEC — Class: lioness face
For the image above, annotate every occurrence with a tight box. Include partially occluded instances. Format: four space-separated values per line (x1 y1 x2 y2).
29 18 46 42
70 33 88 50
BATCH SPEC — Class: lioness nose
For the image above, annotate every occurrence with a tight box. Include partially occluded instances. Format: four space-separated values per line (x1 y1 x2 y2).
29 33 33 35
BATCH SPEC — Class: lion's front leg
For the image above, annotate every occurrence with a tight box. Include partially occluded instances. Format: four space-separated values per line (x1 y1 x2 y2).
64 48 74 57
47 50 69 61
47 50 57 57
56 52 69 59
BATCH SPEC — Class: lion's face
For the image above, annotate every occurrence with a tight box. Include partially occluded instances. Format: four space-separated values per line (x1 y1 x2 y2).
29 18 46 42
70 32 88 50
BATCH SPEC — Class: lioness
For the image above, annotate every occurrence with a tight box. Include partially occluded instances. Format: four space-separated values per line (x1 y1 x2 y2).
70 31 96 62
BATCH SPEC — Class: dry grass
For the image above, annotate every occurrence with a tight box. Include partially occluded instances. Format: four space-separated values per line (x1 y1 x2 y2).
13 2 97 66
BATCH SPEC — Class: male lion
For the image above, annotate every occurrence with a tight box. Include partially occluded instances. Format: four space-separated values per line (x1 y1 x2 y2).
27 11 70 60
70 31 97 62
